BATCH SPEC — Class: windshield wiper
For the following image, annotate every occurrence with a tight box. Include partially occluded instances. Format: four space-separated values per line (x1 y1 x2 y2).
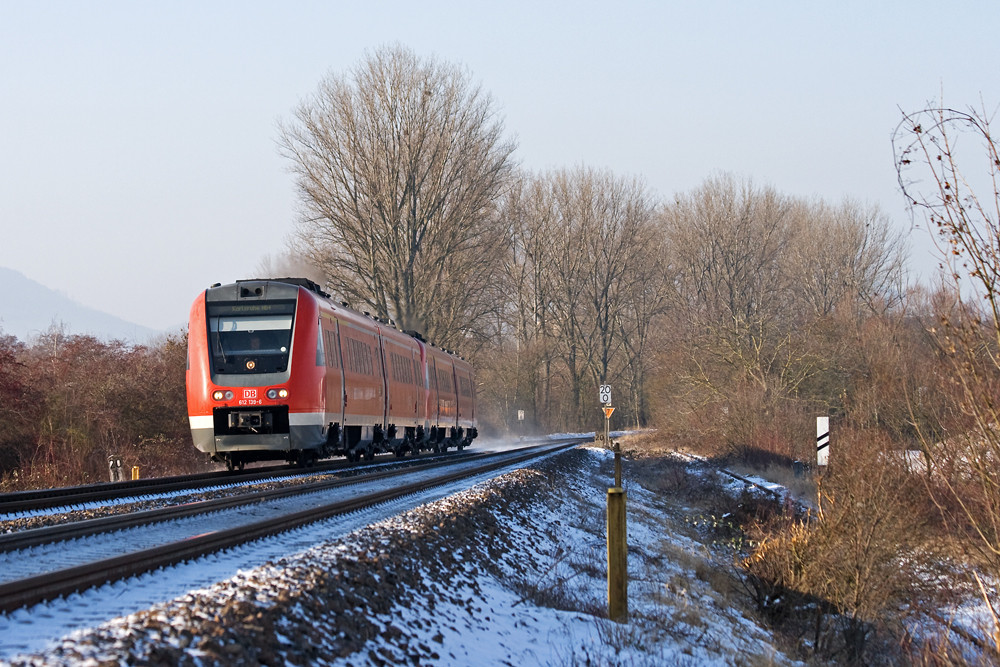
214 317 228 365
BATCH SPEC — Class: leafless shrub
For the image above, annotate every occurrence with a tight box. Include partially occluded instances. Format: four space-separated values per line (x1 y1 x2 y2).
738 427 936 663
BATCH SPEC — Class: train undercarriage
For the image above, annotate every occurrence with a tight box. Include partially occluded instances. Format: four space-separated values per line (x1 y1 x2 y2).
211 420 478 471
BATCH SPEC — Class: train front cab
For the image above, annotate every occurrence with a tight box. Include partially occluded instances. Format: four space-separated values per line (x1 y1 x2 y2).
187 280 326 469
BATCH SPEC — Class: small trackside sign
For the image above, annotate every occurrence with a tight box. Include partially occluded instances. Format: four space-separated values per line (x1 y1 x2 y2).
817 416 830 466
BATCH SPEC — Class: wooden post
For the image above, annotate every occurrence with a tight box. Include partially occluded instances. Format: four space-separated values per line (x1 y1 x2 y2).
607 486 627 621
613 440 622 488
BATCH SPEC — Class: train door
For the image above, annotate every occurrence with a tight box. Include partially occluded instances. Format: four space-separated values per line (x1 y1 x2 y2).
375 328 390 430
319 315 346 447
428 355 440 427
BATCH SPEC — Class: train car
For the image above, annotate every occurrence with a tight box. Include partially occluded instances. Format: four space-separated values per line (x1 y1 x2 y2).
186 278 477 470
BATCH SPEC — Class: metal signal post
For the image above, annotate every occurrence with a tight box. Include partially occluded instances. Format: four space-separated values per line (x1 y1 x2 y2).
604 405 620 487
601 386 627 621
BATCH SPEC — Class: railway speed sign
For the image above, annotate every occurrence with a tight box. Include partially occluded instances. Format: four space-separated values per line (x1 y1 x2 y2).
599 385 611 405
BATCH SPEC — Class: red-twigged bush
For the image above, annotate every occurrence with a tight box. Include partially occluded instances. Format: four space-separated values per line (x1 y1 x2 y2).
0 327 206 491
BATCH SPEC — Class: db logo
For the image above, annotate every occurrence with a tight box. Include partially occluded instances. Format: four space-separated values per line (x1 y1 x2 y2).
243 389 257 399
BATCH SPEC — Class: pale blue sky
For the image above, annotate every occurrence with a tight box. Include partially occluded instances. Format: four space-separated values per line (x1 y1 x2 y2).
1 1 996 330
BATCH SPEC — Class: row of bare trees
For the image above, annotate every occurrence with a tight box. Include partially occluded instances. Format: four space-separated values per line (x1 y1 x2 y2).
480 168 664 432
274 45 918 445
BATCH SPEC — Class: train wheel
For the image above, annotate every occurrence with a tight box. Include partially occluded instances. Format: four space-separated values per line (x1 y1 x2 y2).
294 451 316 468
364 444 375 462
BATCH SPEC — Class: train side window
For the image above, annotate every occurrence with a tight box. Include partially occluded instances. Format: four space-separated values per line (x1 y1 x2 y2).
345 338 355 373
391 351 406 384
316 322 325 366
437 368 453 393
324 329 341 369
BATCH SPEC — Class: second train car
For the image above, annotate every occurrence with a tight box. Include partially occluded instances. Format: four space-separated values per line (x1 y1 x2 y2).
186 278 477 470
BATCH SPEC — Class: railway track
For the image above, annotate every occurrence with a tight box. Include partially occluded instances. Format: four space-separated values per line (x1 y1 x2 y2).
0 454 434 516
0 436 569 517
0 439 584 614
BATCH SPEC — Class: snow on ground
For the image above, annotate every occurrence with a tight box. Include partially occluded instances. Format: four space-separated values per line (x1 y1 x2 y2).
1 445 800 666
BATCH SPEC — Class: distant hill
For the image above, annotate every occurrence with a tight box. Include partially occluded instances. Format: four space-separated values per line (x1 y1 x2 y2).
0 267 161 344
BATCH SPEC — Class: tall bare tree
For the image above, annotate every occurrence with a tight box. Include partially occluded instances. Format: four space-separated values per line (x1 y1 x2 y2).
494 174 560 429
661 174 794 395
785 199 908 319
279 45 516 348
505 167 661 428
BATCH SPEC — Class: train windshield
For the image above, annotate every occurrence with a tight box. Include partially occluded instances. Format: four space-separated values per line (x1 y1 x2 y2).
206 301 295 375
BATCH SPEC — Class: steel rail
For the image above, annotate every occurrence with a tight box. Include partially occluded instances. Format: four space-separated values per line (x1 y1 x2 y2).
0 440 583 613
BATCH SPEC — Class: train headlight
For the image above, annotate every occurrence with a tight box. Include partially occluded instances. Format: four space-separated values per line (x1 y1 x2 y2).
266 388 288 400
212 390 234 401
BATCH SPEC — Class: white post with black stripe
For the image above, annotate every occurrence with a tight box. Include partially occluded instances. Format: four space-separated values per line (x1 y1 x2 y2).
816 416 830 467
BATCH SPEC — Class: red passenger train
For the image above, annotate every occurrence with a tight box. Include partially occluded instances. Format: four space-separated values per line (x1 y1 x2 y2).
186 278 477 470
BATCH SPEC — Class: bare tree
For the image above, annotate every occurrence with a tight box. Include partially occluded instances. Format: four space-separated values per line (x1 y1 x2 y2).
786 199 908 319
506 167 661 428
279 45 516 348
661 174 794 397
495 173 561 429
